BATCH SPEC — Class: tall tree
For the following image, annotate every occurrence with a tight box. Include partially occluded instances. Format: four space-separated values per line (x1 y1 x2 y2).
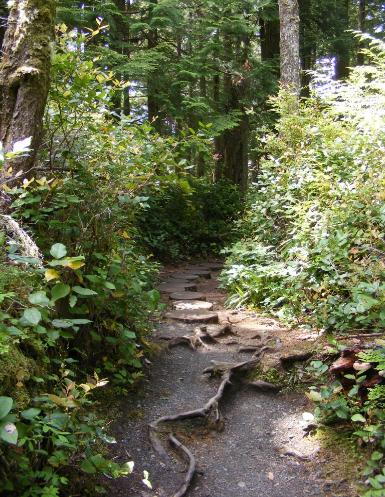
0 0 56 177
278 0 301 94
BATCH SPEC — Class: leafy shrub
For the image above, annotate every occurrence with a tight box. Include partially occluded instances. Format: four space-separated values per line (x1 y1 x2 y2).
222 38 385 333
137 179 242 260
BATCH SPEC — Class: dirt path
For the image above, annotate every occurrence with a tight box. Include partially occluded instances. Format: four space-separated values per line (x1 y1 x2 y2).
106 263 356 497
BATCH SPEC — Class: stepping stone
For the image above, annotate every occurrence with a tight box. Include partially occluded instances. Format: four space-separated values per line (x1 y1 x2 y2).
170 292 206 301
188 270 211 279
189 263 223 271
170 273 200 281
166 310 219 324
158 283 197 293
173 301 214 311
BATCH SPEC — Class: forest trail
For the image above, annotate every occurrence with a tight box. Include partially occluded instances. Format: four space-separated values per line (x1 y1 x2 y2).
106 264 355 497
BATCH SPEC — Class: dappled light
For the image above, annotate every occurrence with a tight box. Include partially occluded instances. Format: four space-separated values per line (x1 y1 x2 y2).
1 1 385 497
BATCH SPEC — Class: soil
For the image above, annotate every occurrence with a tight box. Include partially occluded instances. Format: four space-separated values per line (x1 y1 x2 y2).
105 263 361 497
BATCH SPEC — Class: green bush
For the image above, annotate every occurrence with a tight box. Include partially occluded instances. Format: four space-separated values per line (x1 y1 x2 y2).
137 179 242 260
222 38 385 333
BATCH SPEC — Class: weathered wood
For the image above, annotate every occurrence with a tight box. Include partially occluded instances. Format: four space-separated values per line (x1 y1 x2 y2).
170 273 200 281
170 292 207 301
158 283 197 293
166 310 219 324
173 301 214 311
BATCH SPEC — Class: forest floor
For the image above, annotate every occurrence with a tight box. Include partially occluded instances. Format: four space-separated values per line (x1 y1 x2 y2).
105 263 362 497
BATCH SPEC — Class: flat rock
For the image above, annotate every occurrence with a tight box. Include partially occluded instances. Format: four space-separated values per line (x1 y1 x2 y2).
205 323 234 338
170 273 200 281
166 310 219 324
187 270 211 279
158 282 197 293
164 278 193 284
170 292 206 301
189 263 223 272
173 301 214 311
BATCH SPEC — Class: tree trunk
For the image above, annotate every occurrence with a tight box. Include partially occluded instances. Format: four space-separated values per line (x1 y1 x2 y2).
334 0 350 79
260 11 280 63
357 0 366 65
0 0 55 177
147 0 162 132
298 0 315 96
0 0 8 51
278 0 301 95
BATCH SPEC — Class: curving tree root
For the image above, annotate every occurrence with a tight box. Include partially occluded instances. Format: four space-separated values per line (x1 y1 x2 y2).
166 326 218 350
169 435 196 497
149 356 263 497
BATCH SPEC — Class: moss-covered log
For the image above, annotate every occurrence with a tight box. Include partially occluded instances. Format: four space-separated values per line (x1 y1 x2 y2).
0 0 55 177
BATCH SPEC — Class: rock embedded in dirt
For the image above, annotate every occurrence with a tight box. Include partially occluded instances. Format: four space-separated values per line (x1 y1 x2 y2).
205 323 234 338
173 301 214 311
187 270 211 279
170 292 207 301
170 273 200 281
166 310 219 324
158 282 197 293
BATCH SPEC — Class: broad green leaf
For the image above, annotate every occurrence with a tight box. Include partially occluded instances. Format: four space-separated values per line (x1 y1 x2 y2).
51 283 70 302
48 257 85 269
104 281 116 290
73 286 98 296
0 421 18 445
28 291 50 306
22 308 42 326
52 318 91 329
351 413 366 423
52 319 74 329
50 243 67 259
81 459 97 474
21 408 41 420
69 295 78 308
0 397 13 419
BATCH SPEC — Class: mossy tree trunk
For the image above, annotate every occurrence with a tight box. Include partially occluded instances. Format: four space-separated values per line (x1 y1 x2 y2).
0 0 56 178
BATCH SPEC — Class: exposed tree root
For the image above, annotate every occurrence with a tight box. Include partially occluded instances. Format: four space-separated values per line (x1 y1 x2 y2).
169 435 196 497
149 356 263 497
166 327 218 350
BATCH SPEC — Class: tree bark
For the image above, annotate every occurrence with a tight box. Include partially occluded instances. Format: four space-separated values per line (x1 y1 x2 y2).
357 0 366 65
334 0 350 79
0 0 55 177
0 0 8 51
298 0 315 96
278 0 301 95
260 10 280 63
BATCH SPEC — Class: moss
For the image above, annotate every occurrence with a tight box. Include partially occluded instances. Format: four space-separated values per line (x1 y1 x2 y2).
0 344 38 407
313 427 366 495
249 365 286 385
